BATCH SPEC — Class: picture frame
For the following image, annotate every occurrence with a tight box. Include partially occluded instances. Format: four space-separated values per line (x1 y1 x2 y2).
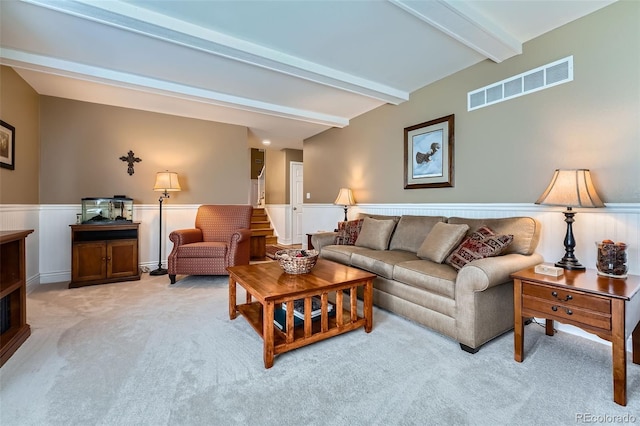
404 114 454 189
0 120 15 170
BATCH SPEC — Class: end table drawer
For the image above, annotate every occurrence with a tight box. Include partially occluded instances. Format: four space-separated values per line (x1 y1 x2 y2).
522 295 612 330
522 282 610 314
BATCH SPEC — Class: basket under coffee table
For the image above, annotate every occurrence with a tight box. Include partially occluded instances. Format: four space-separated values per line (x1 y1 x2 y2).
227 259 376 368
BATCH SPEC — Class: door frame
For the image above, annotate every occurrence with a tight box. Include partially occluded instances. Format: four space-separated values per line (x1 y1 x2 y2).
290 161 303 245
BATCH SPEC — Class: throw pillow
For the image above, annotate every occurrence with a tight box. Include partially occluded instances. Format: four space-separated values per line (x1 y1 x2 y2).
354 217 397 250
334 219 364 245
445 226 514 271
417 222 469 263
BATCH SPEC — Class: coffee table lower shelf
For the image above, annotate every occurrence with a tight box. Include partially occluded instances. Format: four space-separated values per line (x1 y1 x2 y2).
237 300 367 354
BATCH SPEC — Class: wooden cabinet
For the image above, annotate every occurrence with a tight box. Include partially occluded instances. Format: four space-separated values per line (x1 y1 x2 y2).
70 223 140 288
1 229 33 367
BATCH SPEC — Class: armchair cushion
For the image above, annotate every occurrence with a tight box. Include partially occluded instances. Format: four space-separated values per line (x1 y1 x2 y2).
174 242 227 258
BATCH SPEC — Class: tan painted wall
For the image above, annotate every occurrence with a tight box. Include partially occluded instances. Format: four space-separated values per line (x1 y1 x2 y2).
0 67 40 204
39 96 251 204
304 1 640 204
264 148 303 204
265 149 286 204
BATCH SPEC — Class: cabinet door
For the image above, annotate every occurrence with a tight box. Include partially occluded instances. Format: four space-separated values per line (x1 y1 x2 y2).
72 242 107 282
107 239 138 279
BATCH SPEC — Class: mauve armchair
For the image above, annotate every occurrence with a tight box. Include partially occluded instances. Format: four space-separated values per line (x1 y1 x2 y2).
167 205 253 284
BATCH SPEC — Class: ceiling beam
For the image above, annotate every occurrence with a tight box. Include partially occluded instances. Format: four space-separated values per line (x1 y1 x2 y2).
389 0 522 63
22 0 409 105
1 48 349 128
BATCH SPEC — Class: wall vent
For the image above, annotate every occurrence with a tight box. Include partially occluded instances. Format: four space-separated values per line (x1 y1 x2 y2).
468 56 573 111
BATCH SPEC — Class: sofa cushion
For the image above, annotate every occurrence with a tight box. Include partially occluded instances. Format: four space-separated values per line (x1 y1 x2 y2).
355 217 397 250
351 249 419 279
393 260 458 299
417 222 469 263
388 215 447 253
334 219 364 245
447 217 540 255
445 227 513 271
319 244 368 265
175 242 227 258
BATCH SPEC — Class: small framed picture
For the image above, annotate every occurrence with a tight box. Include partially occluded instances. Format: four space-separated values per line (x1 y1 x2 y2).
0 120 15 170
404 114 454 189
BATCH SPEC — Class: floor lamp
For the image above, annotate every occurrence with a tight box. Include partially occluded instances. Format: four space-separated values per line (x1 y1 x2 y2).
535 169 604 270
150 171 181 276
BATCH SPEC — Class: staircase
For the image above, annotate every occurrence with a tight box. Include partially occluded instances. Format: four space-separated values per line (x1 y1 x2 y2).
250 207 277 260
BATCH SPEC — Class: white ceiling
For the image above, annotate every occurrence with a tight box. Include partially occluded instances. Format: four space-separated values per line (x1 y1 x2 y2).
1 0 615 150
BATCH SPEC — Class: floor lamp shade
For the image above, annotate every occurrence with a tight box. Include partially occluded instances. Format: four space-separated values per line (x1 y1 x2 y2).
535 169 604 270
153 171 181 196
334 188 355 221
150 171 181 276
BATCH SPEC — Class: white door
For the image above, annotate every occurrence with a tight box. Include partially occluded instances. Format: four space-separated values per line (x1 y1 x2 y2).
290 162 304 245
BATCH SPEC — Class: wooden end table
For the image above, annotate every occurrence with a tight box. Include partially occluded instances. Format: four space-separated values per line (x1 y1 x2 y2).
228 259 375 368
511 265 640 406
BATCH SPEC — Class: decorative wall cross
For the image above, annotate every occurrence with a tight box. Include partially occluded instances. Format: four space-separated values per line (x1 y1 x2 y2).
119 150 141 175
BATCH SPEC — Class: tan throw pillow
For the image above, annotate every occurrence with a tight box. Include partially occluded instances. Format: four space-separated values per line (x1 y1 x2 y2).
445 226 514 271
354 217 397 250
417 222 469 263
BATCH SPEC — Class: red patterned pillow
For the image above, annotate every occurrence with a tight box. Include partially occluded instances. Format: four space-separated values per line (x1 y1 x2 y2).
445 226 513 271
334 219 364 245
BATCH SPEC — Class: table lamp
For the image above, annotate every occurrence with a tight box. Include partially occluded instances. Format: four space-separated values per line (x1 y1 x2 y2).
334 188 355 221
535 169 604 270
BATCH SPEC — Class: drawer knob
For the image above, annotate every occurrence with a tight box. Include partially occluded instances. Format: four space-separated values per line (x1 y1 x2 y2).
551 291 573 302
551 305 573 315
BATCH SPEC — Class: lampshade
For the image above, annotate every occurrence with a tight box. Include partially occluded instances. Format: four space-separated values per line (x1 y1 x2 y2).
153 171 181 193
334 188 355 206
535 169 604 208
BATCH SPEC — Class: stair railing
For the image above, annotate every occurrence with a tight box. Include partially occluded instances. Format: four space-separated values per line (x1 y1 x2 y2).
257 165 265 207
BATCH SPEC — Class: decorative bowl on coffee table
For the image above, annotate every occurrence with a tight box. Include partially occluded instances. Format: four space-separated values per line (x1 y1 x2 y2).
275 249 319 274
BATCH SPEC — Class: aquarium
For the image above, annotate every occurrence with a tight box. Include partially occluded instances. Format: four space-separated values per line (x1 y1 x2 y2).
81 197 133 224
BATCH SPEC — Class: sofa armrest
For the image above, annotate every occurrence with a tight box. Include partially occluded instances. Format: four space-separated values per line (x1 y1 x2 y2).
457 252 544 293
455 252 544 349
169 228 203 246
310 232 338 251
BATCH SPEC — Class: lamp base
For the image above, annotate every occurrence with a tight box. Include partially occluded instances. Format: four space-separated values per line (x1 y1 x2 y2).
554 259 585 270
149 267 168 276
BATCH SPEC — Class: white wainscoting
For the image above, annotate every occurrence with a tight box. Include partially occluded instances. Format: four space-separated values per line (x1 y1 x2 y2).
265 204 288 245
0 205 40 286
4 204 200 285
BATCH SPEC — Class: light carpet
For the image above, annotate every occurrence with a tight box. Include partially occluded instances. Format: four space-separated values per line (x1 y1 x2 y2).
1 273 638 425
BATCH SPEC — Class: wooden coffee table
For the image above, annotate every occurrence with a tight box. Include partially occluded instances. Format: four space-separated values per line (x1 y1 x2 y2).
228 259 376 368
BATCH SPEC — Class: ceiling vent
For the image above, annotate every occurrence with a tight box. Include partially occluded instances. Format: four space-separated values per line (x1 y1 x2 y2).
468 56 573 111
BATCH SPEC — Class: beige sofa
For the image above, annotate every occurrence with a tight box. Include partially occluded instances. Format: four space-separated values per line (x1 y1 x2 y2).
311 214 543 353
